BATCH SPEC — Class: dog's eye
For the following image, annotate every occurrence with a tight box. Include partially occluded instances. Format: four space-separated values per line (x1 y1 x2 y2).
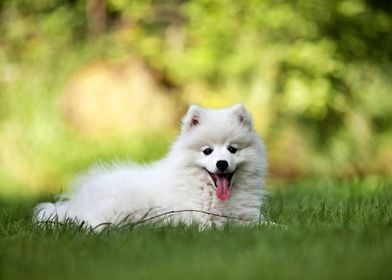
203 148 213 155
227 145 237 154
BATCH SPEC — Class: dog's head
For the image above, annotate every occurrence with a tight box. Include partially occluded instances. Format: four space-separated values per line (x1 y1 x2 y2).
178 104 265 201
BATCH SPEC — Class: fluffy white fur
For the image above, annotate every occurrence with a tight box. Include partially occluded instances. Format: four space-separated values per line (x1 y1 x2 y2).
33 104 267 231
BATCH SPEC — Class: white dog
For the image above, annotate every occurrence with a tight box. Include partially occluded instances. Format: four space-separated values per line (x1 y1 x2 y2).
34 104 267 231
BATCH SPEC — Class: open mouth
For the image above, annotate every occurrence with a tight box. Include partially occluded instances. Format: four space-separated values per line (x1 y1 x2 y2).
207 171 234 201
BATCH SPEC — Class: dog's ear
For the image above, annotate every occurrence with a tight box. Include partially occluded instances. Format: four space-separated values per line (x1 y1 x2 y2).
231 104 253 130
182 105 201 132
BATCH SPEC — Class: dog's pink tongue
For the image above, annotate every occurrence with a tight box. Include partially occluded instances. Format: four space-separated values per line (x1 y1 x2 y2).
215 175 231 201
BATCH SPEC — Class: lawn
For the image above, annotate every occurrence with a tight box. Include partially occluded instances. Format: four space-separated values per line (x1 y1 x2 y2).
1 179 391 280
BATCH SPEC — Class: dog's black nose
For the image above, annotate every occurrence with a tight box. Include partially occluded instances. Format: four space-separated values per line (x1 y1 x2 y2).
216 160 228 172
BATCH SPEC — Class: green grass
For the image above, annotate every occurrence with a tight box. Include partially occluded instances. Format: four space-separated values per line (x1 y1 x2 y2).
1 179 391 280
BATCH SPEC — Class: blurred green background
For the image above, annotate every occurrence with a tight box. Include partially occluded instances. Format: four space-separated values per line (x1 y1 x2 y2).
0 0 391 197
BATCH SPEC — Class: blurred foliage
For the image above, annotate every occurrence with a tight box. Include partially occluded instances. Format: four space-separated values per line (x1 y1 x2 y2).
0 0 391 195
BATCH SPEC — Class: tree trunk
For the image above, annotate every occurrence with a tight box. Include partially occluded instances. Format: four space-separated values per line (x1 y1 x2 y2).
86 0 107 37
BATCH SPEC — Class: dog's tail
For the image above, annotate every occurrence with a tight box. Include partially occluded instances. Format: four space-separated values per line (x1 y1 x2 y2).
33 201 69 224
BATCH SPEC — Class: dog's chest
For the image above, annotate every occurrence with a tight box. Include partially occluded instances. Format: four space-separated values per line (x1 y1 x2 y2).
177 182 221 212
175 179 256 225
195 183 236 222
197 183 212 208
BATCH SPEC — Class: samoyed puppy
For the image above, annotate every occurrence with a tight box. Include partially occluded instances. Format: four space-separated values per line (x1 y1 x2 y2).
34 104 267 231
